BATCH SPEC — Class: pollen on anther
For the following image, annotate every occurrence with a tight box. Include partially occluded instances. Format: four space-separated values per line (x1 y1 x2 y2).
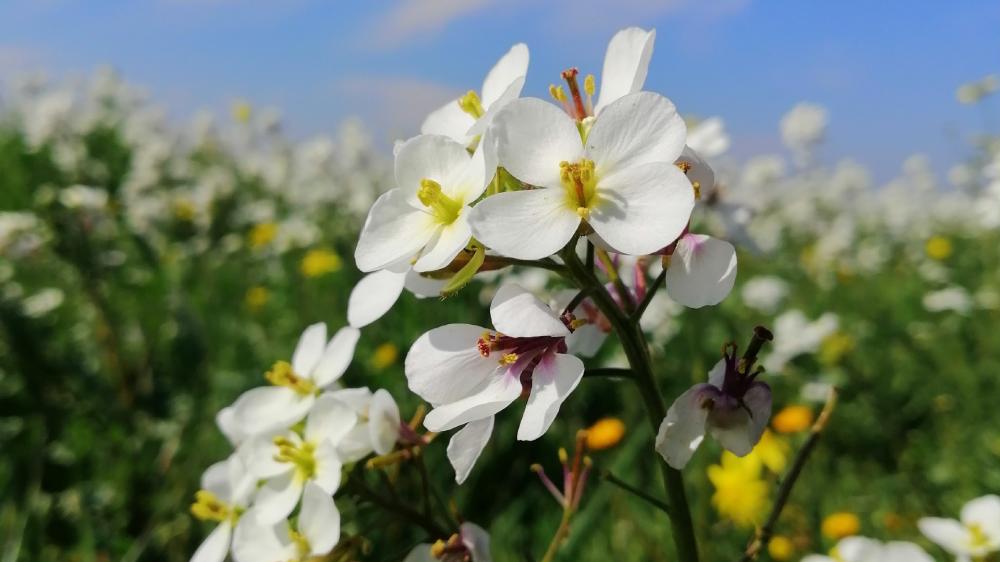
499 352 519 365
576 206 590 220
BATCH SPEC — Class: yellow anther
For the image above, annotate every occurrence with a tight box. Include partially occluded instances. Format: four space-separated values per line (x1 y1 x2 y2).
191 490 230 522
530 463 544 473
576 207 590 219
675 160 693 173
583 74 596 97
264 361 316 396
569 318 589 330
499 352 519 365
692 180 702 200
558 448 569 464
549 84 567 102
430 539 450 557
417 179 463 224
559 159 597 214
458 90 485 119
272 437 318 481
289 529 311 557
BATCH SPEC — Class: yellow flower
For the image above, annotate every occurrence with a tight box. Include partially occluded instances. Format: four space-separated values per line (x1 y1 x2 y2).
925 236 953 261
248 222 278 250
245 286 270 311
585 418 626 450
173 198 196 222
768 535 795 561
372 342 399 370
300 248 343 278
773 405 814 434
707 452 769 528
232 100 252 124
753 429 790 474
822 512 861 540
819 332 854 366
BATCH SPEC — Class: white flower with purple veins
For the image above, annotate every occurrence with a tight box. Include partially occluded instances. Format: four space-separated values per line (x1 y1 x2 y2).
242 395 356 524
190 455 256 562
405 284 585 483
403 522 492 562
655 343 772 469
919 494 1000 561
422 43 529 147
802 536 934 562
469 90 693 260
354 135 489 274
231 483 341 562
231 323 359 435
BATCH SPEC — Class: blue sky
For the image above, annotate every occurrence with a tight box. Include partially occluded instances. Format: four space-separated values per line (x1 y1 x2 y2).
1 0 998 181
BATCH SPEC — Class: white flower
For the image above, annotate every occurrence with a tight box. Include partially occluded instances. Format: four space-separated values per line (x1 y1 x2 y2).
686 117 730 159
326 387 402 462
354 135 488 273
655 348 772 469
919 494 1000 561
663 233 737 308
592 27 657 115
21 288 65 318
231 323 359 435
422 43 529 147
763 310 838 372
59 185 109 210
802 536 933 562
231 483 341 562
405 284 585 482
780 102 827 161
923 286 973 314
470 92 693 259
403 522 492 562
740 276 789 314
190 455 256 562
346 263 446 328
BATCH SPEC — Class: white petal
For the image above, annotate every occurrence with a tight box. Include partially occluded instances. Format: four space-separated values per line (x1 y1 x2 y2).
348 267 407 328
565 324 606 358
405 324 499 406
588 162 694 256
836 537 884 562
395 134 476 198
460 522 492 562
240 433 293 480
305 393 358 445
232 516 294 562
665 234 738 308
469 76 525 137
403 545 436 562
800 557 835 562
312 441 343 493
469 189 580 260
299 482 340 557
595 27 655 114
215 406 246 446
423 374 522 432
310 326 360 387
368 389 401 455
354 188 437 273
491 98 583 188
254 472 304 525
448 142 488 203
882 542 934 562
326 387 373 413
292 322 327 376
200 459 231 499
517 354 585 441
655 384 715 469
337 424 375 463
961 494 1000 542
420 99 474 145
919 518 969 554
232 386 313 435
447 416 494 484
708 383 772 457
490 284 569 338
481 43 529 108
404 268 448 298
588 91 686 173
678 145 716 196
686 117 730 158
191 522 232 562
413 215 472 273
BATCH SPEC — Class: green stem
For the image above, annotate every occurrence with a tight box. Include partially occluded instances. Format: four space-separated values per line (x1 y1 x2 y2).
601 470 671 514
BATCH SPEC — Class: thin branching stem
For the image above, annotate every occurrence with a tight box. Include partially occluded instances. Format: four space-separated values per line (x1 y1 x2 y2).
601 470 671 514
631 267 666 322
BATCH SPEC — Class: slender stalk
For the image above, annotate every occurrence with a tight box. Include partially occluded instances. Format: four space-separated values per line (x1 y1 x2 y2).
595 248 635 313
601 470 671 514
631 268 666 322
540 509 573 562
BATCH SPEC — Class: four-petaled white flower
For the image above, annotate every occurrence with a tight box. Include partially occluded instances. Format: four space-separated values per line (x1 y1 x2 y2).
405 284 585 482
656 346 772 469
190 454 256 562
326 387 403 462
919 494 1000 562
802 536 933 562
403 522 492 562
231 483 341 562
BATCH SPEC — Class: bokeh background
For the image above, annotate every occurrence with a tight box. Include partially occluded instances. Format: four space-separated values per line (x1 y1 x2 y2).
1 1 999 561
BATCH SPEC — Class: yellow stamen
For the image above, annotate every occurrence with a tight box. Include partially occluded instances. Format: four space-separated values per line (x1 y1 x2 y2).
499 352 519 365
417 179 463 224
559 159 597 214
549 84 567 102
968 523 991 549
265 360 316 395
190 490 230 522
273 436 318 481
289 529 311 558
458 90 484 119
583 74 596 97
692 180 702 200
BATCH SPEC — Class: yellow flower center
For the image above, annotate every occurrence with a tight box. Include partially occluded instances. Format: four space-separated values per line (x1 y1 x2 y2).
418 179 463 224
458 90 484 119
249 222 278 249
925 235 953 261
273 436 318 482
559 159 598 219
265 361 316 396
968 523 991 549
191 490 232 523
289 529 312 559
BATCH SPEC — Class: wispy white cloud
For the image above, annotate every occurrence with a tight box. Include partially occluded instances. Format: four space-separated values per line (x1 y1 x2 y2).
362 0 498 51
333 75 459 141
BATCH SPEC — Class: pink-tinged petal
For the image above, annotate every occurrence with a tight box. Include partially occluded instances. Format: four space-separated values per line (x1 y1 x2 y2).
421 99 475 145
305 393 357 445
310 326 360 387
595 27 656 114
961 494 1000 543
447 416 494 484
395 134 474 194
460 522 493 562
231 386 313 435
665 234 738 308
354 188 436 272
490 98 583 188
253 472 304 525
490 284 569 338
517 354 585 441
588 161 694 256
480 43 529 108
299 482 340 556
918 518 969 555
368 389 401 455
413 215 472 273
292 322 326 376
469 189 580 260
655 383 717 469
423 375 522 432
405 324 500 406
348 267 407 328
469 76 525 137
708 383 772 457
587 91 686 173
191 521 231 562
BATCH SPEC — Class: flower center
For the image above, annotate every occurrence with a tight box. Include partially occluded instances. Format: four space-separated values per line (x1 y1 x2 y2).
265 360 316 396
458 90 485 119
418 179 463 224
289 529 312 559
273 436 318 482
549 67 595 121
190 490 240 523
559 159 598 219
968 523 991 549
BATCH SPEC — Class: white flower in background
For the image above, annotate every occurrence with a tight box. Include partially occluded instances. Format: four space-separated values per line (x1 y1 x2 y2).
802 536 933 562
231 323 359 435
686 117 730 159
422 43 529 146
923 286 973 314
763 310 839 372
0 212 44 256
956 74 998 104
346 263 446 328
919 494 1000 561
655 347 772 469
355 135 488 273
405 284 585 482
231 483 341 562
59 185 109 210
781 102 827 164
326 387 402 462
676 145 716 200
190 455 256 562
241 394 355 524
663 233 738 308
21 288 64 318
470 92 693 259
404 522 492 562
740 276 789 314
